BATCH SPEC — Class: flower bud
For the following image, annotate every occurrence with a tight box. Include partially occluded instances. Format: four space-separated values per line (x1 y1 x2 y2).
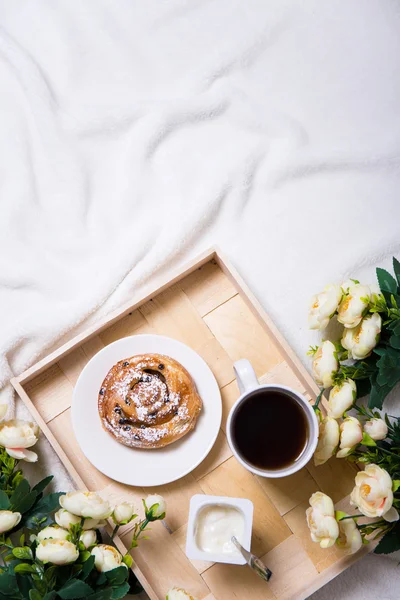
308 284 342 330
144 494 166 520
342 313 381 360
80 529 97 549
0 510 21 534
37 526 69 542
306 492 339 548
166 588 196 600
327 379 356 419
337 284 370 328
336 417 362 458
364 418 388 441
91 544 126 572
314 417 340 466
311 341 338 388
113 502 136 525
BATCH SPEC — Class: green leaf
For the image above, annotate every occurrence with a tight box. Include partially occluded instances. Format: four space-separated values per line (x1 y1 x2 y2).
122 554 133 568
81 555 95 581
16 571 33 598
362 432 377 447
0 491 10 511
0 572 19 595
393 257 400 287
377 267 398 295
393 480 400 492
43 593 58 600
105 566 128 586
10 479 30 507
389 334 400 350
32 476 53 496
14 563 36 574
96 572 107 586
14 491 38 515
58 579 94 599
87 591 113 600
29 590 42 600
12 546 33 560
374 524 400 554
20 492 64 529
111 583 130 600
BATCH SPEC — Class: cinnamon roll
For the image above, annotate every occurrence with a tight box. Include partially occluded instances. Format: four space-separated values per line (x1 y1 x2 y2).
98 354 202 449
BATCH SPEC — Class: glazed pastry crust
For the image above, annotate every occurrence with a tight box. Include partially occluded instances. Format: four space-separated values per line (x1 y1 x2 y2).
98 353 202 449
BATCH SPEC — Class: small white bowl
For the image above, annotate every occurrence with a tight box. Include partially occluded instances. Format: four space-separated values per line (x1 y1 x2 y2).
186 494 253 565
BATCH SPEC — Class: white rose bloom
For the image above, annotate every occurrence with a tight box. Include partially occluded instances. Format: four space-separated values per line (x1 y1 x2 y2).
308 284 343 330
37 526 69 542
0 420 39 449
337 284 371 328
82 518 106 530
145 494 167 519
91 544 125 572
314 417 340 466
36 539 79 565
59 491 112 520
336 517 363 555
306 492 339 548
55 509 81 530
327 379 356 419
350 464 399 522
364 418 388 441
166 588 196 600
5 448 38 462
336 417 363 458
312 341 338 388
80 530 97 549
342 313 382 360
0 511 21 533
113 502 136 525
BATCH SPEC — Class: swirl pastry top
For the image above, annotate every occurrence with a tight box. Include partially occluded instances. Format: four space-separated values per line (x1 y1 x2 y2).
98 353 202 449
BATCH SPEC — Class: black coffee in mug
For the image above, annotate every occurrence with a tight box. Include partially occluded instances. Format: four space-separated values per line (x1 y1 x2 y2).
231 389 309 471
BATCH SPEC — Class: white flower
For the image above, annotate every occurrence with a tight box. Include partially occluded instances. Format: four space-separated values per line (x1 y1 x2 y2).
37 526 69 542
91 544 126 572
314 417 340 466
80 530 97 549
166 588 196 600
312 341 339 388
306 492 339 548
364 418 388 441
0 419 39 451
55 509 106 530
5 448 38 462
36 539 79 565
308 284 343 330
337 284 371 328
336 517 363 555
113 502 136 525
59 491 112 520
342 314 382 360
0 511 21 533
327 379 356 419
145 494 167 520
336 417 363 458
350 464 399 522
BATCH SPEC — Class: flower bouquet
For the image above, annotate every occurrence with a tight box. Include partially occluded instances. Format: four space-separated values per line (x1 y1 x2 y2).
0 418 168 599
306 257 400 555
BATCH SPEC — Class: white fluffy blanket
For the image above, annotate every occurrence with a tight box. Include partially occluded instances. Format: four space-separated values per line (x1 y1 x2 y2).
1 1 400 597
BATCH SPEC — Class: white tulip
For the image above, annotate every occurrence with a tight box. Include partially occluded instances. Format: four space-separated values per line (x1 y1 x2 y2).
55 508 106 530
59 491 112 520
311 341 338 388
350 464 399 522
308 284 343 330
37 526 69 542
314 417 340 466
145 494 167 520
364 418 388 441
342 313 382 360
5 448 38 462
337 284 371 328
336 417 363 458
113 502 136 525
166 588 196 600
327 379 356 419
0 511 21 533
306 492 339 548
0 420 39 449
36 539 79 565
91 544 125 572
80 530 97 549
336 517 362 555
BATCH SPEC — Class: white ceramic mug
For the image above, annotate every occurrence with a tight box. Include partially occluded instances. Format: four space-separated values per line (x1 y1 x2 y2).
226 359 319 478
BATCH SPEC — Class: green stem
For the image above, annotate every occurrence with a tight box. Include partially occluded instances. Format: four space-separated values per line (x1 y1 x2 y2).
111 524 119 541
340 514 364 520
130 518 149 549
313 389 324 412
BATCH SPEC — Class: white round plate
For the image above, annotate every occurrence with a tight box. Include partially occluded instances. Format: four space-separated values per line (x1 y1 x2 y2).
71 334 222 487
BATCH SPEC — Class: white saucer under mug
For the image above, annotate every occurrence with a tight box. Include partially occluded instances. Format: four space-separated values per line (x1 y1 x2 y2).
71 334 222 487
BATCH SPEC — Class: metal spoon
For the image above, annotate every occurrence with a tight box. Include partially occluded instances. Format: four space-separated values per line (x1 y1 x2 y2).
231 536 272 582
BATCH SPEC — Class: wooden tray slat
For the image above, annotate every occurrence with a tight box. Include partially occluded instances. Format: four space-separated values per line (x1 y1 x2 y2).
12 249 367 600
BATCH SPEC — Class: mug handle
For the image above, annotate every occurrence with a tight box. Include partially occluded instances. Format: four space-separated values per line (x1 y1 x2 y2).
233 359 259 395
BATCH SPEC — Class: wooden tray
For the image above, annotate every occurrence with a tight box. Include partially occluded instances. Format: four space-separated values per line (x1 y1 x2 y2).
11 248 367 600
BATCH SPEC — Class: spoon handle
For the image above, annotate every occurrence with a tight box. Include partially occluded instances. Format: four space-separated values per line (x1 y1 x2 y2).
231 536 272 582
